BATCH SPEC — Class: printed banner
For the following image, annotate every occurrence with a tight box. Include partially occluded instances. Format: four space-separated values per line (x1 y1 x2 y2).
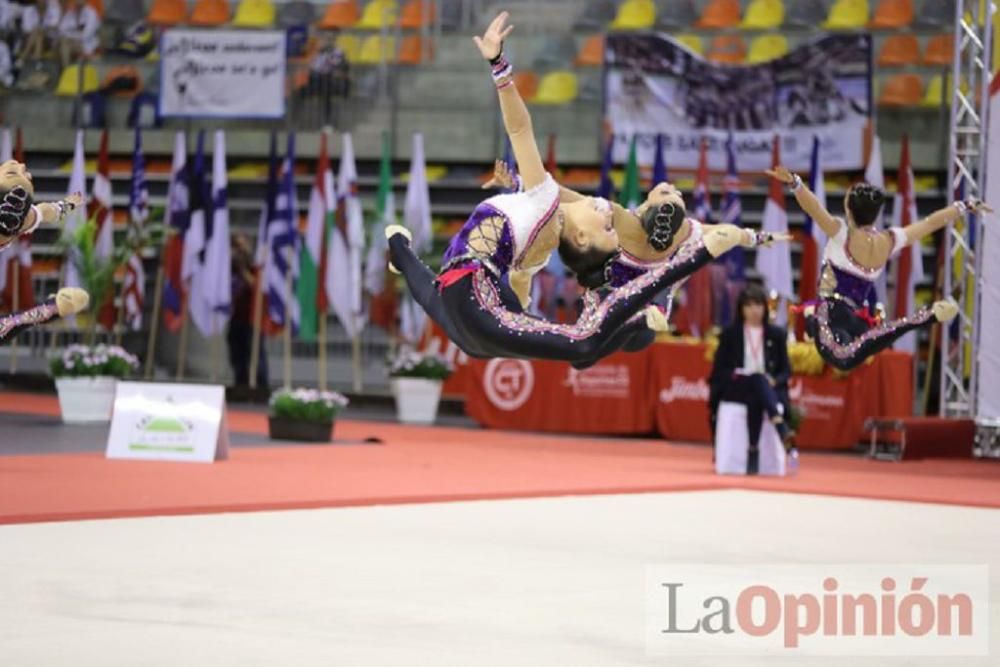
160 30 286 118
604 33 872 171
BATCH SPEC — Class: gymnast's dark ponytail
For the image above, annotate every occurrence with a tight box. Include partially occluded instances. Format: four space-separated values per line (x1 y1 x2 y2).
640 200 686 252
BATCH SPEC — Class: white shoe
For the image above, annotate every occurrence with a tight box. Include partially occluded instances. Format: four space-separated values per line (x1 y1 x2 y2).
385 225 412 275
932 299 959 322
644 305 669 333
55 287 90 317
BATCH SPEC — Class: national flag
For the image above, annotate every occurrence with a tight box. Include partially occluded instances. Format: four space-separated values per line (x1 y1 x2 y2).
189 130 231 337
326 132 365 338
798 136 826 305
63 130 87 293
596 134 614 200
755 136 793 324
501 136 518 194
121 127 148 330
161 131 189 332
181 131 207 295
405 132 433 255
892 134 924 354
88 130 116 329
255 132 279 270
651 133 668 187
719 134 744 324
264 132 300 332
686 136 714 335
692 136 713 223
296 131 335 342
365 133 398 331
619 134 640 209
544 133 558 177
864 134 888 306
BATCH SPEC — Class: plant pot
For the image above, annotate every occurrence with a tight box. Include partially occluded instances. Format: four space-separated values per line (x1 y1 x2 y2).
54 376 117 424
268 416 334 443
391 377 443 425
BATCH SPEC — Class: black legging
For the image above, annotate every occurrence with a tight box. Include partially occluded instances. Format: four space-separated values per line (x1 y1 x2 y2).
0 298 59 343
390 232 703 363
807 298 934 371
437 245 713 363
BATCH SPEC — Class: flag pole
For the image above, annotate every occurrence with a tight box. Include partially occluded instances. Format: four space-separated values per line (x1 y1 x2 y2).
176 294 189 380
210 328 220 382
283 270 292 388
352 331 362 392
249 265 264 389
318 311 328 391
9 263 19 373
144 243 166 379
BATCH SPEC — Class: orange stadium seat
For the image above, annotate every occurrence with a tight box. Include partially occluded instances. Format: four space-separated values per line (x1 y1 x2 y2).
188 0 230 26
147 0 185 26
878 34 920 67
319 0 360 29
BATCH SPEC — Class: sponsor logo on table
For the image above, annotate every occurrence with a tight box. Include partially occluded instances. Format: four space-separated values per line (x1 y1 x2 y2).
563 365 631 398
645 564 988 656
483 358 534 411
659 377 710 403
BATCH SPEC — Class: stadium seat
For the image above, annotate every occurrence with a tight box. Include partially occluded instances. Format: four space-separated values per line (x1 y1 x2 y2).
532 71 578 105
232 0 276 27
914 0 955 28
397 35 432 64
357 0 398 29
88 0 104 17
278 0 316 27
871 0 913 28
56 64 99 96
399 0 433 28
356 34 396 63
922 74 969 107
785 0 825 27
697 0 741 29
877 34 920 67
707 35 747 64
741 0 784 29
747 34 788 64
676 33 704 56
824 0 869 29
573 0 616 30
513 71 539 100
655 0 698 29
319 0 360 29
147 0 185 26
878 73 924 106
575 34 604 67
610 0 655 30
335 33 362 62
922 33 954 66
188 0 230 26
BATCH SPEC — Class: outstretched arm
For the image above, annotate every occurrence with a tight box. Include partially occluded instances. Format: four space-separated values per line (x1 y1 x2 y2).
901 198 992 246
475 13 547 191
766 166 841 240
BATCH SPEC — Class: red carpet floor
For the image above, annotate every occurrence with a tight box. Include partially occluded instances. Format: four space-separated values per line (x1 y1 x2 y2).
1 391 999 525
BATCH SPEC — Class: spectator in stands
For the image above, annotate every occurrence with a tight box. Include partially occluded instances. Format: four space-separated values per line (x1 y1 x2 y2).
58 0 99 70
19 0 60 63
228 233 268 388
708 283 793 447
306 32 350 129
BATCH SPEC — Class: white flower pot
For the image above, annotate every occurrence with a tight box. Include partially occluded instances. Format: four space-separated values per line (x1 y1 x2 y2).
391 377 443 425
55 376 118 424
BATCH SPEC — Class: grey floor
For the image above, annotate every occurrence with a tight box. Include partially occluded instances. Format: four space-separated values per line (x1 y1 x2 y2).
0 491 997 666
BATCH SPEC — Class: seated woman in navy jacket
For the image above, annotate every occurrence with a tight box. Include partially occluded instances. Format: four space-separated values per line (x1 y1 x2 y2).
708 283 793 447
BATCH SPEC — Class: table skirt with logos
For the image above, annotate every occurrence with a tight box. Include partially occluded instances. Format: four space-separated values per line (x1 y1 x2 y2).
442 338 913 450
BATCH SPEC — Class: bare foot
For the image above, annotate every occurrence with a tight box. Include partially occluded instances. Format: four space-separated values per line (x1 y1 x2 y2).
932 299 959 322
385 224 412 274
644 305 669 332
55 287 90 317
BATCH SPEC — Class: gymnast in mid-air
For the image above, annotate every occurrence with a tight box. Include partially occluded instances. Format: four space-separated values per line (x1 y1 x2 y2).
386 12 788 364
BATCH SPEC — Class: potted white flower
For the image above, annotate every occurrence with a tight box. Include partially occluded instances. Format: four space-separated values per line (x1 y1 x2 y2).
268 387 349 442
50 343 139 423
388 347 453 425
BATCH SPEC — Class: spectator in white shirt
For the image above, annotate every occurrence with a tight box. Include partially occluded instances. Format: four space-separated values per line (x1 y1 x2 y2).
58 0 99 69
19 0 61 62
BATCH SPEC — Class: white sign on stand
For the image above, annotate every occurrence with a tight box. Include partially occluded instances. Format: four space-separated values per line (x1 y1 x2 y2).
106 382 230 463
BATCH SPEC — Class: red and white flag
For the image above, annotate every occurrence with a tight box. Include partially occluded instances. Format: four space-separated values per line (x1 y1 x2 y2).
892 135 924 354
89 129 115 329
755 136 793 324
